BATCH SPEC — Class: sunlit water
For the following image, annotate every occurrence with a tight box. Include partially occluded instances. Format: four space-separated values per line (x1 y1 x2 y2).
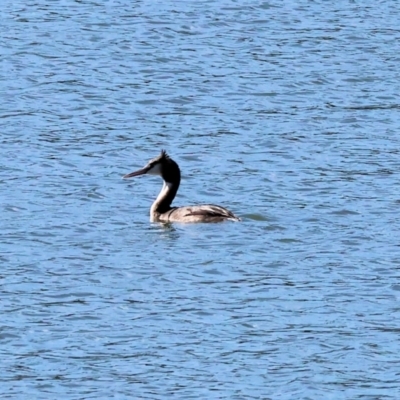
2 1 400 398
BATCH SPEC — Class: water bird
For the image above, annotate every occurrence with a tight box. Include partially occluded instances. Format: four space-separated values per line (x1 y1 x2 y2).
123 150 241 223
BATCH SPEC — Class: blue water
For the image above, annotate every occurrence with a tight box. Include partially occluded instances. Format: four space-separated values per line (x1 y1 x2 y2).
2 1 400 398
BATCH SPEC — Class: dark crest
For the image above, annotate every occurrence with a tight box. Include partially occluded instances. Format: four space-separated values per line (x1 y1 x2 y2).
160 149 170 160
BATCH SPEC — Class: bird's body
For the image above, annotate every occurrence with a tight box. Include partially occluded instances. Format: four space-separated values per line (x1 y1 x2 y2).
123 150 240 223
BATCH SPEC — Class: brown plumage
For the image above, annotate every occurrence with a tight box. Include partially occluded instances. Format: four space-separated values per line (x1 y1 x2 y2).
123 150 241 223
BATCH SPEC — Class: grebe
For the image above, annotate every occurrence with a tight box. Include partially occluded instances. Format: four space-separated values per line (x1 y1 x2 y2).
123 150 241 223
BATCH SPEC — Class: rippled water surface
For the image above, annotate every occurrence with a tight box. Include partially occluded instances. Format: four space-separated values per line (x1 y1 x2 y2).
2 0 400 398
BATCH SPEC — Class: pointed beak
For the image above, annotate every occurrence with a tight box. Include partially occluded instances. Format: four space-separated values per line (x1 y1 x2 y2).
123 166 150 179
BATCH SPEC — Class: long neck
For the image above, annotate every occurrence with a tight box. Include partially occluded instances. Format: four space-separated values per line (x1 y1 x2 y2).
150 174 181 215
150 159 181 216
151 178 180 215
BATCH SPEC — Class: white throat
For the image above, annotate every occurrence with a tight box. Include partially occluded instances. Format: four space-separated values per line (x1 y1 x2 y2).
147 163 162 176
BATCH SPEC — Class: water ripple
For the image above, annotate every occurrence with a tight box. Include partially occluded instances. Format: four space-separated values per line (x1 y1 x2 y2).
2 0 400 399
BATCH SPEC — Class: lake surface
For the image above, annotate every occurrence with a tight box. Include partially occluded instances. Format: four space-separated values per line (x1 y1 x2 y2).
2 0 400 398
